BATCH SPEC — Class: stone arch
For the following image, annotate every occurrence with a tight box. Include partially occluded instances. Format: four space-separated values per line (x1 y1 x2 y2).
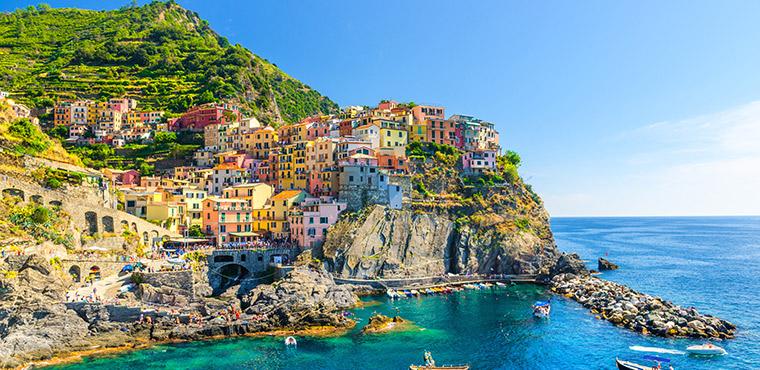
30 195 43 204
214 255 234 263
2 188 24 201
131 222 138 233
120 220 129 231
142 231 149 244
88 265 101 281
84 211 98 235
68 265 81 283
217 263 250 287
150 231 159 247
102 216 114 233
49 200 63 207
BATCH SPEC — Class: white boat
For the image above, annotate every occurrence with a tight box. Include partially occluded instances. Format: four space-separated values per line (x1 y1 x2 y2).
686 343 727 356
285 336 297 346
386 289 397 298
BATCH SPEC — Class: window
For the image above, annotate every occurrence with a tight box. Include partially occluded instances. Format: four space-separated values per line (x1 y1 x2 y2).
220 225 226 232
320 217 328 224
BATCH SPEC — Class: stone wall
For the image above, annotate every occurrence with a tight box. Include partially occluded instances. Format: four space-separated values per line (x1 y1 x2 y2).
139 270 194 292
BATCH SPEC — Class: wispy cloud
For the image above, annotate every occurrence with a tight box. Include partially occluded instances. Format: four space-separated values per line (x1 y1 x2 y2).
548 100 760 216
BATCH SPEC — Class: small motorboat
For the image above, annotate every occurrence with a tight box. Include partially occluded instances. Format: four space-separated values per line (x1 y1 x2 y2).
410 351 469 370
387 289 397 298
284 336 297 346
616 356 672 370
532 300 551 318
686 343 727 356
495 282 506 287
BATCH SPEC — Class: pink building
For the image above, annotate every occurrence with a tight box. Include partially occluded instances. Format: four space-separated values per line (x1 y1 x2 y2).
462 149 497 173
202 197 253 246
306 121 332 140
289 197 347 248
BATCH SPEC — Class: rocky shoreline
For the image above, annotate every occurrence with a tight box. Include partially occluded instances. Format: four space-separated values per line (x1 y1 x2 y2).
550 273 736 339
0 254 359 369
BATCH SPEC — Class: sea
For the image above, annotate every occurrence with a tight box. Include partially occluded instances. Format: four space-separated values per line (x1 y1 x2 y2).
49 216 760 369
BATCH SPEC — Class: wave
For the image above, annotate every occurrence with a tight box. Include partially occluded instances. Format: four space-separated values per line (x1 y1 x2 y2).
629 345 686 355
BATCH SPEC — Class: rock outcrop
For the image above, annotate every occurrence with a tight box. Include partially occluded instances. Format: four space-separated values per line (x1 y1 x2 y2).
0 255 93 368
322 205 559 278
598 258 619 271
361 314 409 334
551 274 735 339
240 263 357 330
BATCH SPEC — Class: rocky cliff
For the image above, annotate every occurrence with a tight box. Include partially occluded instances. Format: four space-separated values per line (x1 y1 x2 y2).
322 204 558 278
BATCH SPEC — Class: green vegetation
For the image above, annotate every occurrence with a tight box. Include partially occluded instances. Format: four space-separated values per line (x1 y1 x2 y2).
66 130 200 173
0 115 82 165
187 224 204 237
0 1 338 124
1 197 74 248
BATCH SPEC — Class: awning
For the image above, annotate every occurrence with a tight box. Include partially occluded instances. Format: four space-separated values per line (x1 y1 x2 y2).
229 232 261 237
168 237 209 243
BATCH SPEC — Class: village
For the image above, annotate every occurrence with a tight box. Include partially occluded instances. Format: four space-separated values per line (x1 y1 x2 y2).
50 98 501 250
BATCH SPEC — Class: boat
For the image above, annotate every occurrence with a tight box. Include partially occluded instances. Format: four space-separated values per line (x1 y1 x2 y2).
686 343 727 356
411 289 420 296
532 300 551 318
616 356 672 370
495 282 506 287
404 290 413 297
410 351 469 370
386 289 397 298
284 336 297 346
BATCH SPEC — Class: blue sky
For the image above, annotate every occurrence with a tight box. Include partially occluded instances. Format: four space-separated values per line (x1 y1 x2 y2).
4 0 760 216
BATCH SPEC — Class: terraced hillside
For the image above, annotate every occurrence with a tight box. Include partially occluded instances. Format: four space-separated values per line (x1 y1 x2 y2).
0 1 338 124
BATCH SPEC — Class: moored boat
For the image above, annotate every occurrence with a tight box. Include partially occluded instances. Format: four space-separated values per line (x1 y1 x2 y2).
410 351 469 370
284 336 297 347
532 300 551 318
686 343 727 356
616 356 672 370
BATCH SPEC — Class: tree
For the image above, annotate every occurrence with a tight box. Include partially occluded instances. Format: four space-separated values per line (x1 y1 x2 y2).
187 224 204 237
153 131 177 144
502 150 521 168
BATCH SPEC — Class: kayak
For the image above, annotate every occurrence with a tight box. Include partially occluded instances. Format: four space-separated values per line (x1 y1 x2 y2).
686 343 727 356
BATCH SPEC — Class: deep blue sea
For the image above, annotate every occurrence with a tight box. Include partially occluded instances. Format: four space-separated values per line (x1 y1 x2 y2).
50 217 760 369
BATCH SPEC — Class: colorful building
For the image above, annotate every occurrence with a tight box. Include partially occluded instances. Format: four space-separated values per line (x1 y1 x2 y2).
289 197 347 248
169 102 241 132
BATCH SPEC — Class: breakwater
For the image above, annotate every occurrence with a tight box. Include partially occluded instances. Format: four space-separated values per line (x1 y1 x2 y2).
550 273 736 339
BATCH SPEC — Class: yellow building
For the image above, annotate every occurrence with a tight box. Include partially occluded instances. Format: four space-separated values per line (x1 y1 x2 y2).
267 190 306 238
409 121 427 142
379 120 408 148
222 183 273 209
243 126 279 159
277 144 295 191
293 141 311 191
180 187 207 228
146 201 184 232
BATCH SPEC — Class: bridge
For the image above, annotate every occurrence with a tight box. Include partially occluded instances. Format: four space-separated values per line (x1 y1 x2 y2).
206 248 298 294
333 274 540 291
0 162 179 248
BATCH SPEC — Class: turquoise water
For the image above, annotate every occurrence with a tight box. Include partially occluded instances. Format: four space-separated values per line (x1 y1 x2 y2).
50 217 760 369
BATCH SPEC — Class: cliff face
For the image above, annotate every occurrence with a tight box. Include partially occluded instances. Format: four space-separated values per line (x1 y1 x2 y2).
322 205 558 278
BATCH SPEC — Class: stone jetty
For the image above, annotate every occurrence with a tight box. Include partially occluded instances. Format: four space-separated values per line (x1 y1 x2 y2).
550 273 736 339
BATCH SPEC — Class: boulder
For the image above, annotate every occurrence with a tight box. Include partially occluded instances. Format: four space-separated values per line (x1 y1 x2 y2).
597 258 619 271
550 253 589 276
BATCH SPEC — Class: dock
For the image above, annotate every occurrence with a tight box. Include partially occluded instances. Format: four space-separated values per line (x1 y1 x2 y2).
333 274 539 291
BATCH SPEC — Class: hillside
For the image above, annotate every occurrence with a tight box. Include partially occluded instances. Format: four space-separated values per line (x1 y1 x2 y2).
0 1 338 124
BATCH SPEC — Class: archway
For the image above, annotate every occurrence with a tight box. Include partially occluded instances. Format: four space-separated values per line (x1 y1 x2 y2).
102 216 114 233
84 211 98 235
2 188 24 201
217 263 251 290
120 220 129 231
131 222 138 233
68 265 81 283
30 195 43 204
88 266 101 282
142 231 149 244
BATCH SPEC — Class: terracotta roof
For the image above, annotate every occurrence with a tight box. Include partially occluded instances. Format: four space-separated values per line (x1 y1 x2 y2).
214 162 242 170
270 190 304 201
